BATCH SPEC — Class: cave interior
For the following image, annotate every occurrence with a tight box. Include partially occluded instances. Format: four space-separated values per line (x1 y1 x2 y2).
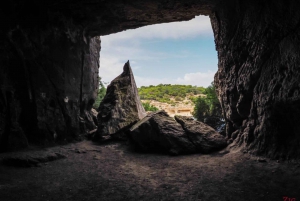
0 0 300 159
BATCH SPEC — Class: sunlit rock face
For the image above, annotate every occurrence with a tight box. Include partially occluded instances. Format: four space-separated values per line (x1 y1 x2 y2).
0 0 300 158
211 0 300 159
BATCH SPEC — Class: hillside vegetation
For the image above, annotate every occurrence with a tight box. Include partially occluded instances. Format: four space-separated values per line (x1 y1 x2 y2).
138 83 222 122
138 84 205 104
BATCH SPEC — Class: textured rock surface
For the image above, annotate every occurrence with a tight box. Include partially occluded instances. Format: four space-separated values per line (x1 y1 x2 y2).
175 116 227 153
211 0 300 159
95 61 146 140
130 111 196 155
0 5 101 149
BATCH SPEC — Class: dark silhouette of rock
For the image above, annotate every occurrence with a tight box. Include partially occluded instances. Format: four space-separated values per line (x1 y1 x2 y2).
175 116 227 153
129 111 196 155
95 61 146 140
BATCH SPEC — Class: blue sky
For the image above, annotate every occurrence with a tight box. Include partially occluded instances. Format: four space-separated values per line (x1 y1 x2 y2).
99 15 217 87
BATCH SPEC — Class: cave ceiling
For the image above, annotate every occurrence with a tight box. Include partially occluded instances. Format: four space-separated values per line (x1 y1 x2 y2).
1 0 218 37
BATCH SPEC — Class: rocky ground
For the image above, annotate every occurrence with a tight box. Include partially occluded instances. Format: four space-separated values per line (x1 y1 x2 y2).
0 140 299 201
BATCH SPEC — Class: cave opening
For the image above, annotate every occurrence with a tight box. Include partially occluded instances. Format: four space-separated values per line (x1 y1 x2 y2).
94 16 223 128
97 15 219 119
99 15 217 88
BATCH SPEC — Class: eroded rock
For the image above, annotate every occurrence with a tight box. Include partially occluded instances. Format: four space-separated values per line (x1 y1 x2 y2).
175 116 227 153
95 61 146 140
129 111 196 155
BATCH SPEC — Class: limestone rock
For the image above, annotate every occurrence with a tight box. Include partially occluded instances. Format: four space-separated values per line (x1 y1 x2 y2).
129 111 196 155
95 61 146 140
175 116 227 153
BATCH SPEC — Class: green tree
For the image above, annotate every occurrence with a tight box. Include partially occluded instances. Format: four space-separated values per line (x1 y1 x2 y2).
142 102 159 112
93 77 107 109
193 82 222 120
193 97 210 121
204 82 222 117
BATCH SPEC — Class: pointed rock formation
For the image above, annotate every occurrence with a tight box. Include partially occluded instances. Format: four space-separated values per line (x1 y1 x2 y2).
175 116 227 153
129 111 196 155
95 61 146 140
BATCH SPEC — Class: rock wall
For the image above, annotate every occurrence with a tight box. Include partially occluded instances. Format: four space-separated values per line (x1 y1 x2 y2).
0 7 100 148
211 0 300 159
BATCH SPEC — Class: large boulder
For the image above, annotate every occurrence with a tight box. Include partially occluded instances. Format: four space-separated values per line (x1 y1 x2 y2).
129 111 196 155
95 61 146 140
175 116 227 153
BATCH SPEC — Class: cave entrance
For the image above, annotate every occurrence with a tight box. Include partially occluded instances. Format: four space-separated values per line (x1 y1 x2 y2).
97 15 218 118
99 15 217 88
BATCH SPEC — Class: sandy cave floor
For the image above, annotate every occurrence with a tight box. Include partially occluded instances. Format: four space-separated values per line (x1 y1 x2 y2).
0 140 300 201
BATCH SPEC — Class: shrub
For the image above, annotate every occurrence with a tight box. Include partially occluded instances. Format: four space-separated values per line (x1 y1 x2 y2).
142 102 159 112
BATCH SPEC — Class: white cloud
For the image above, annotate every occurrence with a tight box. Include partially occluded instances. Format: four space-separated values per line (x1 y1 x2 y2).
134 76 175 87
176 71 215 87
100 56 144 86
99 56 125 84
135 71 215 88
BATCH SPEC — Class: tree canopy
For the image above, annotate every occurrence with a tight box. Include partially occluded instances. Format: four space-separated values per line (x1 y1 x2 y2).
138 84 205 103
192 82 222 121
